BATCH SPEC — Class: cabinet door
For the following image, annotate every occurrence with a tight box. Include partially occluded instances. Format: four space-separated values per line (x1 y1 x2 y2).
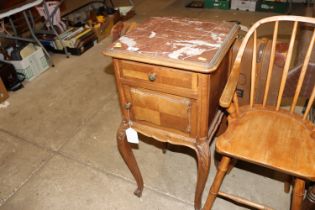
124 87 196 135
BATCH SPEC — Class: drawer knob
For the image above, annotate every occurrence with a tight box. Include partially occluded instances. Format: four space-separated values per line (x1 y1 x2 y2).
124 102 132 110
148 73 157 82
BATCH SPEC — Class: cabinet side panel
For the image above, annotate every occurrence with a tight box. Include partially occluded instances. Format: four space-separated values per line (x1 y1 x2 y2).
208 56 229 128
113 59 128 120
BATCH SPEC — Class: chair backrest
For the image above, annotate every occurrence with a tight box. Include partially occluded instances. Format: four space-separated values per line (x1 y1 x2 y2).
221 16 315 121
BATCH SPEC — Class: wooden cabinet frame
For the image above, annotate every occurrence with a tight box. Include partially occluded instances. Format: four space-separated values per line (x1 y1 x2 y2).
113 58 228 209
104 17 238 210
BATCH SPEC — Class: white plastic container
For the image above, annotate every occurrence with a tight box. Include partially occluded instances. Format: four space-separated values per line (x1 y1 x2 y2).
231 0 257 12
5 46 49 81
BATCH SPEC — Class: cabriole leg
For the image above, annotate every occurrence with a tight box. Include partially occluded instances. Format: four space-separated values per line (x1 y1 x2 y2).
117 121 144 197
194 142 211 210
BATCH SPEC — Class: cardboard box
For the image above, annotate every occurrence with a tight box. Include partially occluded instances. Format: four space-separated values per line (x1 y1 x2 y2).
0 78 9 103
231 0 257 11
92 16 114 42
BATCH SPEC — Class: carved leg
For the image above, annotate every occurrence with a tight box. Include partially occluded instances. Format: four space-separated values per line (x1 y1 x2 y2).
194 142 211 210
291 178 305 210
117 122 144 197
203 156 231 210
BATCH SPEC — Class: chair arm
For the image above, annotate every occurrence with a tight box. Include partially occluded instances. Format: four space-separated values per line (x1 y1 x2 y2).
219 63 241 108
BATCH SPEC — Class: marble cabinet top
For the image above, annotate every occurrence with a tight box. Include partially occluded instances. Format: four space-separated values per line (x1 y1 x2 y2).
104 17 239 73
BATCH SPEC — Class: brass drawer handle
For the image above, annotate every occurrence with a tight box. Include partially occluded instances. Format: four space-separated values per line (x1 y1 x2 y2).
148 72 157 82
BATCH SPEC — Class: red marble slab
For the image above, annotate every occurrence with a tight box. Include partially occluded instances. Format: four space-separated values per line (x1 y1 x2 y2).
105 17 239 72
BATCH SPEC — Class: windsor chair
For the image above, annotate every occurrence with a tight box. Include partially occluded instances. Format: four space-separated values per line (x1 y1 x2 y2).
203 16 315 210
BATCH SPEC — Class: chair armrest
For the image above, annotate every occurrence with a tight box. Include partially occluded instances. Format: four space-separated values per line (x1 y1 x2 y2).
219 63 241 108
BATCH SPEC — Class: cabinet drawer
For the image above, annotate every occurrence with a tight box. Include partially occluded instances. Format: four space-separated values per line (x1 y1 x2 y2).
119 60 198 91
125 87 196 134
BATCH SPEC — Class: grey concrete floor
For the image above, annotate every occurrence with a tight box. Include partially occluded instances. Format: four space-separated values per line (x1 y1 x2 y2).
0 0 307 209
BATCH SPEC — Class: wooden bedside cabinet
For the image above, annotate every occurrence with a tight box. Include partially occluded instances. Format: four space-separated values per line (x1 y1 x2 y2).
104 17 238 210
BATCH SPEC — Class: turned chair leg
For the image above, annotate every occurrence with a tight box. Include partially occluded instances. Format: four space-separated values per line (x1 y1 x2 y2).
226 159 237 175
203 156 231 210
291 178 305 210
284 175 292 193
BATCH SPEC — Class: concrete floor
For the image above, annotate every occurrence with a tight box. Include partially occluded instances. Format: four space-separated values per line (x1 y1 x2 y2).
0 1 308 209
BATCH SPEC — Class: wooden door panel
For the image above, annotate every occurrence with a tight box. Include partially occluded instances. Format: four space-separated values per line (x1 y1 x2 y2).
126 87 195 134
133 106 160 125
160 113 190 133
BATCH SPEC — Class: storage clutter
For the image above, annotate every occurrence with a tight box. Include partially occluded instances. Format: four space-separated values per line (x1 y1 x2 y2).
38 26 98 55
37 2 112 55
36 1 133 56
0 0 135 99
0 43 49 82
7 44 49 81
204 0 289 12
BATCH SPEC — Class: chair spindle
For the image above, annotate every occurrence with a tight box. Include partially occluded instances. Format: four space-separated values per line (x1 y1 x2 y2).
276 21 298 111
263 21 279 107
250 30 257 108
290 28 315 113
303 86 315 120
233 93 239 115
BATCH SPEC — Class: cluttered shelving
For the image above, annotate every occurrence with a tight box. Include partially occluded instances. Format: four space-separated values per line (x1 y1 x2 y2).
0 0 135 102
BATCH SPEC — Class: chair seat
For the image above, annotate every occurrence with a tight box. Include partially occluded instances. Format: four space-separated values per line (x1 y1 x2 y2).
216 107 315 181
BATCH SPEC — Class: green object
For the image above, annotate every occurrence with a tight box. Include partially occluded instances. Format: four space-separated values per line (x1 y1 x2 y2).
257 1 288 13
205 0 230 10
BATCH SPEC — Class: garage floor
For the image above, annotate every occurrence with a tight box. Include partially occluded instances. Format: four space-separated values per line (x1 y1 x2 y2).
0 0 308 209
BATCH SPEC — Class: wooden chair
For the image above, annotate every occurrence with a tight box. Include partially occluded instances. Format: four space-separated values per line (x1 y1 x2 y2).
203 16 315 210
